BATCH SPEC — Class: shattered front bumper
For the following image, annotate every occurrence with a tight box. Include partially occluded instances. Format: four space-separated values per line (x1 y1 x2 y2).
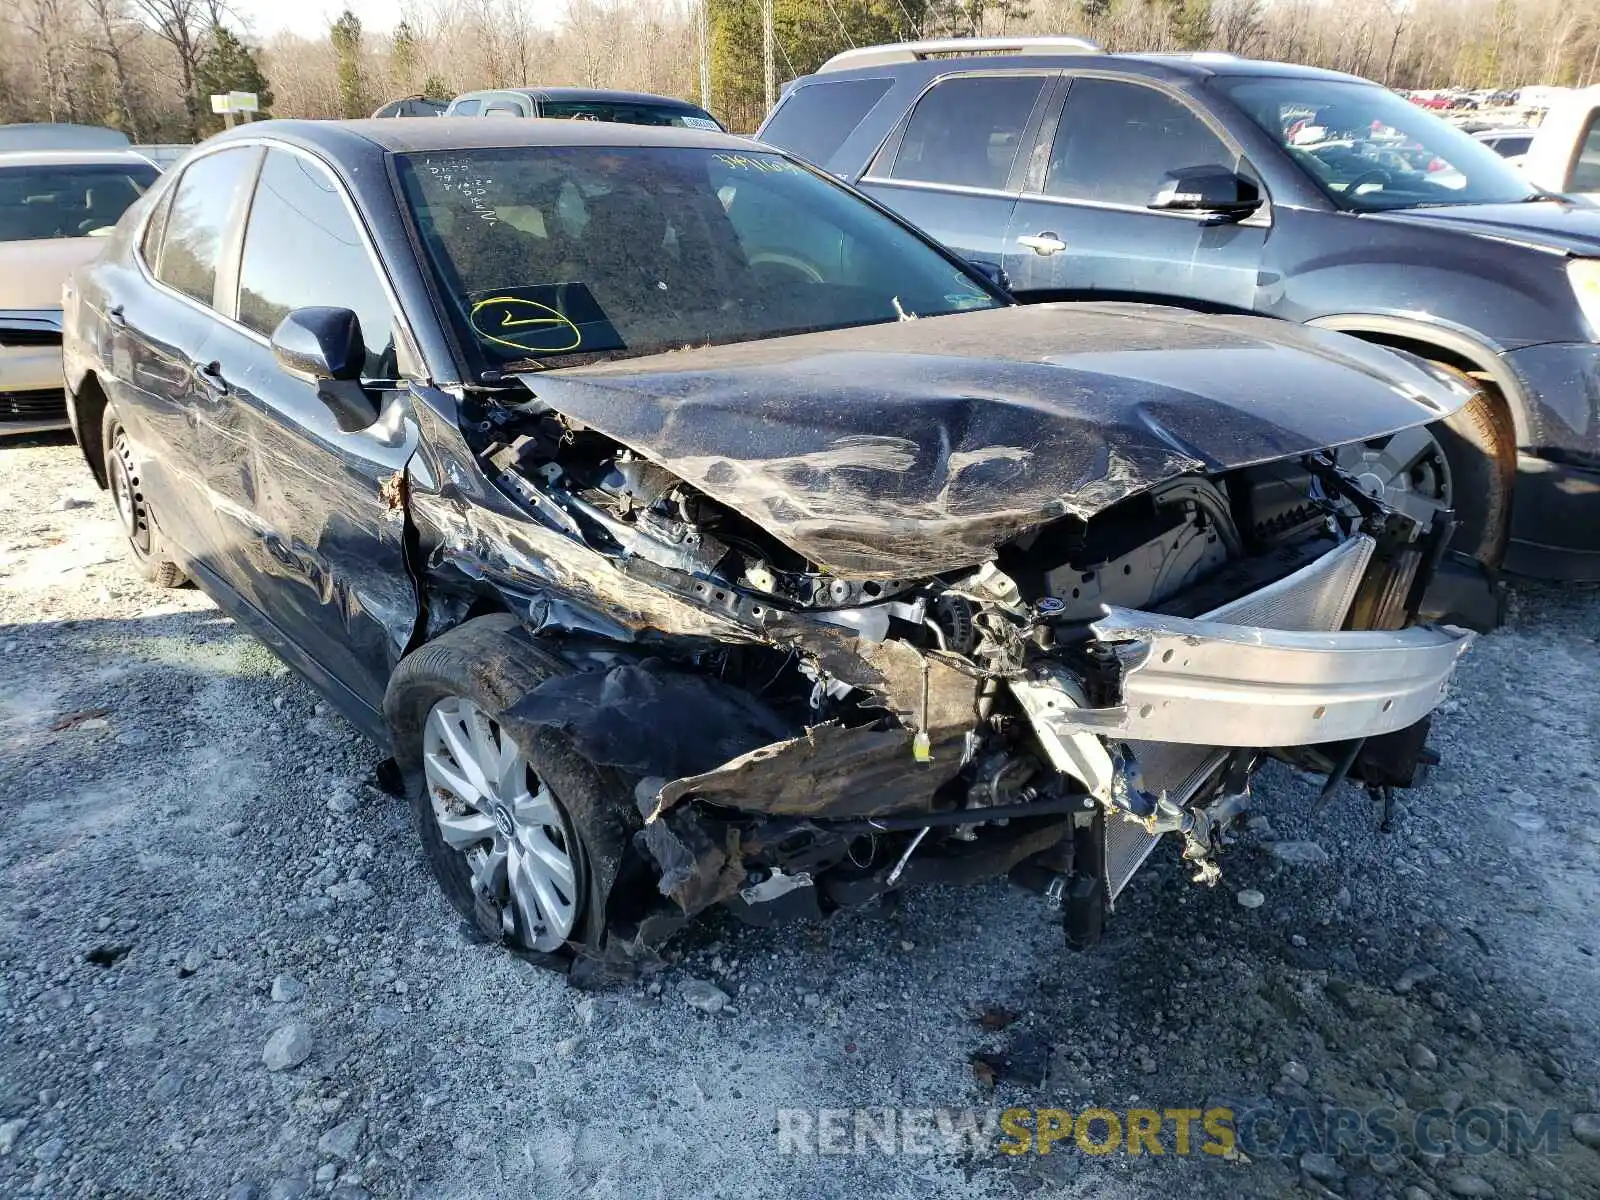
1013 532 1474 757
1010 531 1475 906
1023 612 1472 748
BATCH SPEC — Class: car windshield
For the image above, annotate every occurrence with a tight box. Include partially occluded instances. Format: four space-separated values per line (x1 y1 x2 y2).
1216 77 1538 211
395 145 1002 370
0 161 159 242
539 101 722 130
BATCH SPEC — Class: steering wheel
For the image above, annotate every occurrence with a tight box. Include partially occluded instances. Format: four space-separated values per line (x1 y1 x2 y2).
749 252 825 286
1343 169 1392 195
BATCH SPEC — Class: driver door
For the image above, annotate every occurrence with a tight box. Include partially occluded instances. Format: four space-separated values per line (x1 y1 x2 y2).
1003 76 1269 313
192 147 421 729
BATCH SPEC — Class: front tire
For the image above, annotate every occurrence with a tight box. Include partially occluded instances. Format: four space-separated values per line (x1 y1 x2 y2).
1427 370 1516 567
101 406 185 588
1334 373 1514 567
385 615 634 970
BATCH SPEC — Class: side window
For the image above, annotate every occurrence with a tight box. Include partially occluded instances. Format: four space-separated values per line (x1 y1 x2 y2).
887 75 1047 191
139 184 174 268
236 149 398 377
452 98 482 116
155 148 257 307
1046 78 1237 207
1571 115 1600 192
759 78 893 168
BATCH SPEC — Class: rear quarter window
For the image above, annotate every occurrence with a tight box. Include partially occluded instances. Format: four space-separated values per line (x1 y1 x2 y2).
154 147 258 307
759 78 893 168
1572 117 1600 191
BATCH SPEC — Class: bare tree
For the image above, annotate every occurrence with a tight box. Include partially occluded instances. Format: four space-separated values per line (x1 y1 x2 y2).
17 0 82 122
129 0 207 137
85 0 143 138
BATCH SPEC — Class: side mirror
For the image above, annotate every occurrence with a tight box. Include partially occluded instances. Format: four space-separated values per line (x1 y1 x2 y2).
1149 167 1263 221
271 307 365 382
967 258 1012 293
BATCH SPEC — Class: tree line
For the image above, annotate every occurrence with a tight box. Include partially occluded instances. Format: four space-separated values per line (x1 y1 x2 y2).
3 0 1600 141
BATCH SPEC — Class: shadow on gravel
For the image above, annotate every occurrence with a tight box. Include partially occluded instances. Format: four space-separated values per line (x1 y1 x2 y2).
0 430 77 451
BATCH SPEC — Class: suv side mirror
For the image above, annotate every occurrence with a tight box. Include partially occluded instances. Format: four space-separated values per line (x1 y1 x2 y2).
1149 167 1263 221
271 307 365 381
967 258 1012 293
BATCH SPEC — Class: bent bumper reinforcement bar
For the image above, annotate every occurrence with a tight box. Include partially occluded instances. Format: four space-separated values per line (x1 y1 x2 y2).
1015 611 1475 749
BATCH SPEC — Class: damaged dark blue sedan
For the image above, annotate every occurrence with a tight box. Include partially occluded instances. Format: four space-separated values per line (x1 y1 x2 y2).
62 119 1487 977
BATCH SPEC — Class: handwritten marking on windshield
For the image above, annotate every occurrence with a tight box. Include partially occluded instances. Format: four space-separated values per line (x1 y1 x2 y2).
469 296 582 353
713 153 799 174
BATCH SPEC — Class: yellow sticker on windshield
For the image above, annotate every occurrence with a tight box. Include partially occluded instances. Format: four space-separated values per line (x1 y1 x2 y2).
469 296 583 354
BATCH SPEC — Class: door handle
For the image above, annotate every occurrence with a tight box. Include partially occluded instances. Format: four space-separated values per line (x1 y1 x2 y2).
1017 232 1067 256
195 359 229 396
106 304 126 328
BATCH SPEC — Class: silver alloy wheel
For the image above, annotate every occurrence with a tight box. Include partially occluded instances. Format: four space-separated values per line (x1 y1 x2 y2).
422 696 579 952
1333 425 1454 524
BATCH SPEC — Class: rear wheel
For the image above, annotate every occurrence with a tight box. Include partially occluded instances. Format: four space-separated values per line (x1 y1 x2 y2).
101 407 185 588
1333 370 1514 567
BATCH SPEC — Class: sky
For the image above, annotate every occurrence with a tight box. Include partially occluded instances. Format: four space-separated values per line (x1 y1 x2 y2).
231 0 404 41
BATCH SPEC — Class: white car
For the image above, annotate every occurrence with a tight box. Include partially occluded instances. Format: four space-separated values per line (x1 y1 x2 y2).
1472 127 1535 169
0 149 158 435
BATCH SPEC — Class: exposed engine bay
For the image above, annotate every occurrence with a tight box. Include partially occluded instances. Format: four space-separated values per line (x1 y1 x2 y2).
416 381 1483 970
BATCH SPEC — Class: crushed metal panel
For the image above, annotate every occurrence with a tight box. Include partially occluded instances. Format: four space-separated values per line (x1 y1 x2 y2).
410 489 769 644
648 722 970 821
513 301 1463 577
504 661 796 780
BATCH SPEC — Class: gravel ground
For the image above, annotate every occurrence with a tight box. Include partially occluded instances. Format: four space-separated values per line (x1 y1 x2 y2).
1 433 1598 1200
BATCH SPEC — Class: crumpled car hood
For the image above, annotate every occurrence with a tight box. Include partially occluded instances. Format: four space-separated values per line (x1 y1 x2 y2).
521 302 1467 577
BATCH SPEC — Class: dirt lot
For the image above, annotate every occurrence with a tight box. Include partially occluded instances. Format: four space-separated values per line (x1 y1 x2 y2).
0 433 1597 1200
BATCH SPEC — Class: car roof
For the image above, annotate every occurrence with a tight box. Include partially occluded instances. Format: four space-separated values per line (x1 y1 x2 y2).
462 87 709 108
211 117 755 157
805 46 1372 87
0 122 131 151
1113 53 1372 82
0 148 160 168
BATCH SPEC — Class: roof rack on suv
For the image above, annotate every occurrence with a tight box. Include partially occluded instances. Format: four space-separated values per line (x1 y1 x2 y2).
816 36 1103 73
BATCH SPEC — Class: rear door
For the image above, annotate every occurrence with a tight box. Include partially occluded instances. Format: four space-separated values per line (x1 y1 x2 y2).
118 144 261 566
857 72 1059 269
1002 75 1267 311
195 146 420 722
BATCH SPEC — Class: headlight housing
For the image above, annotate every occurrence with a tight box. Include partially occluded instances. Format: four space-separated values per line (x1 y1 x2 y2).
1566 258 1600 339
